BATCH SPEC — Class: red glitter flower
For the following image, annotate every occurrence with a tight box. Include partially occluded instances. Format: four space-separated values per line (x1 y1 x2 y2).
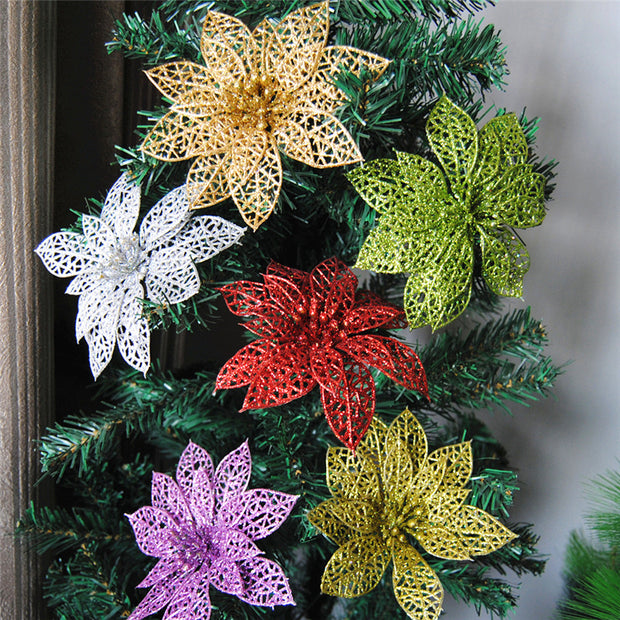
215 257 428 450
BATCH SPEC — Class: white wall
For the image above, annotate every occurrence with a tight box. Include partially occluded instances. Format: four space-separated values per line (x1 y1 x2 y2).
443 1 620 618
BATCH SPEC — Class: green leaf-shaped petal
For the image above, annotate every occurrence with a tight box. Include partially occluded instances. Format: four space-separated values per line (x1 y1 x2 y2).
479 225 530 297
426 96 478 199
392 539 444 620
403 224 474 329
355 220 416 273
348 159 417 215
479 164 546 227
321 534 390 598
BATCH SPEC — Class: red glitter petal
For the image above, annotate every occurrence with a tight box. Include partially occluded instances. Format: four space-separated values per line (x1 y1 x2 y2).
320 363 376 451
215 339 278 389
309 257 356 322
219 281 271 317
263 274 308 317
242 345 315 410
266 261 310 292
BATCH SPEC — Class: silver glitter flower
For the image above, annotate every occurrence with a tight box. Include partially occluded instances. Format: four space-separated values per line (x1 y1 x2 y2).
36 174 245 378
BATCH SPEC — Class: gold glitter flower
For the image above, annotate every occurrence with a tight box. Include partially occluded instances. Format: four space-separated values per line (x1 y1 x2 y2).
307 409 516 619
141 2 390 230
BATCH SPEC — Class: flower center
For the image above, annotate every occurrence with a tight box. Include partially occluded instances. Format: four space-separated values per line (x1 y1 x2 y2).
100 233 147 281
229 73 284 132
175 524 219 571
289 300 348 348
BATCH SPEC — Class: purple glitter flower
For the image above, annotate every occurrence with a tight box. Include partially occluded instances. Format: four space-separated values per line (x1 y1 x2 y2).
126 441 298 619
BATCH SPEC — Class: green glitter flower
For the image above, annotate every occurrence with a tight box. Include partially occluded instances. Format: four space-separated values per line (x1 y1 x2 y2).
348 96 546 330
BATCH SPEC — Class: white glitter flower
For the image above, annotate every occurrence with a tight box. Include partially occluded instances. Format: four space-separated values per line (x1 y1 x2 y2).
36 174 245 379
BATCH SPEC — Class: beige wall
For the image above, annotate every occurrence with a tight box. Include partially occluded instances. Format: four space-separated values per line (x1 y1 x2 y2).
444 1 620 618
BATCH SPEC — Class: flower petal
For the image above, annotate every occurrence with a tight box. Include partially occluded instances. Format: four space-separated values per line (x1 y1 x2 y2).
319 361 376 451
263 273 307 317
101 174 141 238
141 109 205 162
318 44 390 84
213 527 260 561
128 569 192 620
449 505 516 557
426 441 472 492
126 506 178 557
188 469 215 527
382 436 414 508
215 339 279 390
266 261 310 291
310 257 356 322
233 488 298 540
386 409 428 478
146 248 200 305
355 219 418 273
172 215 245 264
151 472 192 523
414 521 474 561
321 533 389 598
479 164 546 228
214 440 252 507
344 293 405 332
186 151 232 209
426 96 478 199
176 442 215 495
137 555 182 589
81 214 116 253
116 287 150 375
238 556 295 607
307 497 357 546
140 185 189 251
162 568 211 620
326 446 381 503
277 106 362 168
343 335 428 396
479 225 530 297
145 61 217 107
391 539 443 620
227 130 282 230
253 2 328 93
218 280 270 317
209 556 243 595
242 344 315 409
403 224 474 330
65 272 99 296
35 232 95 278
200 11 252 86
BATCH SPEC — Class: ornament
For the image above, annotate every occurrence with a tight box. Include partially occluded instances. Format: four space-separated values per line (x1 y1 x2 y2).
307 408 516 620
126 441 298 619
215 258 428 451
35 174 245 379
349 96 546 330
141 1 390 230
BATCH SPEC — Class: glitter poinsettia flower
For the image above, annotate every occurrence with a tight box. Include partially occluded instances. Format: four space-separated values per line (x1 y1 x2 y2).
126 440 298 619
215 257 428 451
141 1 390 231
349 96 547 330
35 174 245 379
307 408 516 619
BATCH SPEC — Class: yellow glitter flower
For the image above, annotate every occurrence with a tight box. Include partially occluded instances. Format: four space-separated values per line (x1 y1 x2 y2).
307 409 516 619
141 2 390 230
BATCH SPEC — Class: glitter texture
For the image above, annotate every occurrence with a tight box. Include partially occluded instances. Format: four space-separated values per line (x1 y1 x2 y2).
35 174 245 378
126 441 298 619
140 1 390 230
215 257 428 450
307 408 517 619
349 96 546 330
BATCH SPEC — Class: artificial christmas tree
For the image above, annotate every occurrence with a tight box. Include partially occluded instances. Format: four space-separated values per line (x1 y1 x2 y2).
19 1 561 618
